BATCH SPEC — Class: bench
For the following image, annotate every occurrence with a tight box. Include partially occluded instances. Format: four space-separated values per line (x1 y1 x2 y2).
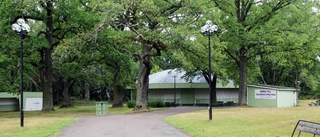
291 120 320 137
165 102 175 107
225 101 234 106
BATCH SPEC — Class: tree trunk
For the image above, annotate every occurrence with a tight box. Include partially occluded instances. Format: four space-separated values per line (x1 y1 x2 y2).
60 78 74 108
134 47 152 111
112 63 124 107
202 72 217 106
238 48 247 105
42 1 54 111
84 81 90 100
40 48 54 111
113 85 124 107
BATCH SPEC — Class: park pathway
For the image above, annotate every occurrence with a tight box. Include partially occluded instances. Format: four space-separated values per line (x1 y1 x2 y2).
56 107 205 137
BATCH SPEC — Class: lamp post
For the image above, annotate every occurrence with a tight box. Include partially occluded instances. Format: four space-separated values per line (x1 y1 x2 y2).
201 20 218 121
12 18 30 127
173 72 177 108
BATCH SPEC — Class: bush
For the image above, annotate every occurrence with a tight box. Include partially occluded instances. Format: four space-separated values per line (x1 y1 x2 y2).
148 99 165 108
127 100 136 108
127 100 165 108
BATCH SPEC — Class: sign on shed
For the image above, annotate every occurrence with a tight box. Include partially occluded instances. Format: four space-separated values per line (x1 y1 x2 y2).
247 85 297 107
255 89 277 99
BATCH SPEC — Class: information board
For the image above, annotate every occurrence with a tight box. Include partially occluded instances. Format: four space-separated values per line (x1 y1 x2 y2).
255 89 277 99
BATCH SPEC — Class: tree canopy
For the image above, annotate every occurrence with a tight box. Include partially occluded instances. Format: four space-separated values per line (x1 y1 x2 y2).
1 0 320 110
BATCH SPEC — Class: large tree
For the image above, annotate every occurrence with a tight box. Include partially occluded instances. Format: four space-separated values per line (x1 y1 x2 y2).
212 0 299 105
254 1 320 100
0 1 19 93
6 0 100 110
107 0 197 111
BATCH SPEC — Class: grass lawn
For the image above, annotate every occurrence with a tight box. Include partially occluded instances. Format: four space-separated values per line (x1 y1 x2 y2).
0 102 152 137
1 100 319 137
165 100 320 137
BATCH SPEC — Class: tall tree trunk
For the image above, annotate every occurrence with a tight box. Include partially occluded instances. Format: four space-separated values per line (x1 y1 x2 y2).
134 46 152 111
60 78 74 107
238 48 247 105
202 72 217 106
113 85 124 107
112 63 124 107
41 1 54 111
41 49 54 111
84 81 90 100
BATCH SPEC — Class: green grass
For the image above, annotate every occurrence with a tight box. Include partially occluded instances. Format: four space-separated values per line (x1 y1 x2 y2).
165 100 320 137
0 103 149 137
2 100 318 137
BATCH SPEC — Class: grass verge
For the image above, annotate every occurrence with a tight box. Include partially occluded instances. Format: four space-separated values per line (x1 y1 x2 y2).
165 100 320 137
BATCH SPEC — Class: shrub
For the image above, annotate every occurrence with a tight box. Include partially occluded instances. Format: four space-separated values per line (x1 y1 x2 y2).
127 100 136 108
148 99 165 108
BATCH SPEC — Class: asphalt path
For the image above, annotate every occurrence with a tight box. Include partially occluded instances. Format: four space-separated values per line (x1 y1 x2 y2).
55 107 205 137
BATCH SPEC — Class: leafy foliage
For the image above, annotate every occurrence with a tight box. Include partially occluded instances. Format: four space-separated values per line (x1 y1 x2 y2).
127 100 136 108
148 99 165 108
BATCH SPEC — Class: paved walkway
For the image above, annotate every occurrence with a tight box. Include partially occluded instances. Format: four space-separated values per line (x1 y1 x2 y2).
56 107 205 137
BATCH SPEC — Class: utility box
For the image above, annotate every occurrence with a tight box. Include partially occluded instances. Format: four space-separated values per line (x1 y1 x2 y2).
247 84 297 108
96 102 108 115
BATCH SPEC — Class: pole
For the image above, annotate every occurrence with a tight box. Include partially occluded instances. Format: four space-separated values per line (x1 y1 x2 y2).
174 75 176 108
20 33 24 127
208 35 212 121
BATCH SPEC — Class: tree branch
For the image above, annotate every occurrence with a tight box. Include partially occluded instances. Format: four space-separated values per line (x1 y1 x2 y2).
224 49 239 65
246 1 291 31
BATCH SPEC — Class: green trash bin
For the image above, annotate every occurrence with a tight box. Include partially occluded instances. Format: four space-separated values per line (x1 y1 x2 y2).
96 102 108 115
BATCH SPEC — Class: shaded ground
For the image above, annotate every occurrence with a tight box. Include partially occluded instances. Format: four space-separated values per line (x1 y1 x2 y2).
55 107 205 137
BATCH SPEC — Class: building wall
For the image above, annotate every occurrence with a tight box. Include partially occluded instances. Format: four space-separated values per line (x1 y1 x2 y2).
148 89 182 105
181 89 195 105
148 88 239 105
0 92 19 111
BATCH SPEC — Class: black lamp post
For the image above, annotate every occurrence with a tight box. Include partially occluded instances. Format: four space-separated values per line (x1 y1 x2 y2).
173 72 177 107
201 20 218 121
12 18 30 127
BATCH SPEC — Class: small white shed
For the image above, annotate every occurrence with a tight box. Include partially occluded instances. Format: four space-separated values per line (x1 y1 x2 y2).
247 84 297 107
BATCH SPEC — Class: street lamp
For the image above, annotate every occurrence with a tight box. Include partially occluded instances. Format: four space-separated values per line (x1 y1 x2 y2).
12 18 30 127
201 20 218 121
173 71 177 108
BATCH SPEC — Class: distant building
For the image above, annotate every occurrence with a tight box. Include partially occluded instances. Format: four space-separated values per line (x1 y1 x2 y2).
148 69 239 106
0 92 42 111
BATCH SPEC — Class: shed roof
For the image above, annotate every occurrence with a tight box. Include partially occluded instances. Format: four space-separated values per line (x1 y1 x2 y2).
247 84 296 91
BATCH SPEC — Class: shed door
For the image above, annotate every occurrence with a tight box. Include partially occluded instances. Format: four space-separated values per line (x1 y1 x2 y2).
278 90 296 107
181 89 194 105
